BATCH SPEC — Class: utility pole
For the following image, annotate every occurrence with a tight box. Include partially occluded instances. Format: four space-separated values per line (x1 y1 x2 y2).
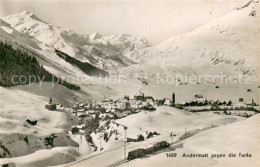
170 132 173 144
98 133 103 151
112 121 128 159
124 126 127 160
80 134 82 144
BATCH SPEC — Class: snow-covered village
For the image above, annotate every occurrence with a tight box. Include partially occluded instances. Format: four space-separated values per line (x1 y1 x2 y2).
0 0 260 167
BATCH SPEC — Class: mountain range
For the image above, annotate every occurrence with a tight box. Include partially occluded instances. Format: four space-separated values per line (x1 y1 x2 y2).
126 0 259 78
0 0 259 87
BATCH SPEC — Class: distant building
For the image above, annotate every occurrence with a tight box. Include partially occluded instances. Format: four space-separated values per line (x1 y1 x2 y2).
145 96 154 101
124 95 130 101
76 108 86 115
164 98 172 106
195 94 203 98
45 104 56 110
146 99 154 105
134 93 145 101
247 99 256 106
45 97 56 110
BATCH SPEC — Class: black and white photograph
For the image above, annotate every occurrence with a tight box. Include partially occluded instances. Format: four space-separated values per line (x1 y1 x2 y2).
0 0 259 166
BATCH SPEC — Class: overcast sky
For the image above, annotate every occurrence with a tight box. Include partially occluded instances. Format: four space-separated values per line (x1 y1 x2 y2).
0 0 243 43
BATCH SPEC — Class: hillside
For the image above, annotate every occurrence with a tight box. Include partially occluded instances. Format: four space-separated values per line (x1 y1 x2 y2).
0 86 80 166
126 0 260 79
63 106 246 167
54 49 108 77
118 114 260 167
0 42 80 90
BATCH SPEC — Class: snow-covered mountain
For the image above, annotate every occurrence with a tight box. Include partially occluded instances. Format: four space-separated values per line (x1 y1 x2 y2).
0 11 151 74
88 32 150 55
126 0 260 78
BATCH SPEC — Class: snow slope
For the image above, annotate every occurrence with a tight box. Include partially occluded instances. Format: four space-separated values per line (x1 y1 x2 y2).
1 11 150 71
0 86 81 166
60 106 245 167
126 0 260 78
118 114 260 167
116 106 245 135
1 147 79 167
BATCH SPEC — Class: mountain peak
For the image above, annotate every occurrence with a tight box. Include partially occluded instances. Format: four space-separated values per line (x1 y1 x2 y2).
89 32 103 40
2 10 43 23
2 10 47 29
19 10 34 16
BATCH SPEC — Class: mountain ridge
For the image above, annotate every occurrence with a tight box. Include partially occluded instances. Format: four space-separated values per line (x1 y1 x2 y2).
125 0 259 79
1 10 151 74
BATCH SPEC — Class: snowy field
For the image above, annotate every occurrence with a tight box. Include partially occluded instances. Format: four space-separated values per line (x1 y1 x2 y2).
118 114 260 167
60 106 246 167
0 86 81 166
0 1 259 166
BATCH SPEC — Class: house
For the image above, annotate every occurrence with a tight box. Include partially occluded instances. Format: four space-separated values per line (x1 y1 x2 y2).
164 98 172 106
130 103 139 109
142 104 156 111
195 94 203 98
134 92 145 101
145 96 154 101
86 110 96 115
146 99 154 105
76 108 85 115
133 109 141 113
124 95 130 101
116 102 126 109
99 113 107 119
45 97 57 110
45 104 56 110
247 99 256 106
115 111 125 118
79 103 85 108
123 110 132 116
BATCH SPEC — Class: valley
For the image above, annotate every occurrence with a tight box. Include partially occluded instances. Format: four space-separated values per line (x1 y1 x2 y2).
0 0 260 167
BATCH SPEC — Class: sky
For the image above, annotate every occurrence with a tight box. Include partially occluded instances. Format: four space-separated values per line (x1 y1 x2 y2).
0 0 244 43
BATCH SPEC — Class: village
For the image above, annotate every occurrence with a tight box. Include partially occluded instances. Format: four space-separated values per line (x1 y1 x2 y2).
71 92 157 121
43 91 260 156
45 91 259 126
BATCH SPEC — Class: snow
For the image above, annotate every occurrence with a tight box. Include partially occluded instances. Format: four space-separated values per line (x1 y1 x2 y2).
89 32 103 40
118 114 260 167
61 106 245 167
1 11 151 72
116 106 245 134
0 147 79 167
0 1 259 166
68 133 92 155
0 26 13 34
126 0 260 79
116 64 260 104
0 86 79 166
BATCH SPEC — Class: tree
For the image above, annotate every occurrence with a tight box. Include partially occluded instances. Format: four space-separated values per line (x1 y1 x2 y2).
137 134 144 141
0 42 80 90
227 100 232 106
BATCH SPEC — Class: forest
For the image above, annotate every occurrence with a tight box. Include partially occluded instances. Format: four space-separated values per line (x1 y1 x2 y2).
0 42 80 90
